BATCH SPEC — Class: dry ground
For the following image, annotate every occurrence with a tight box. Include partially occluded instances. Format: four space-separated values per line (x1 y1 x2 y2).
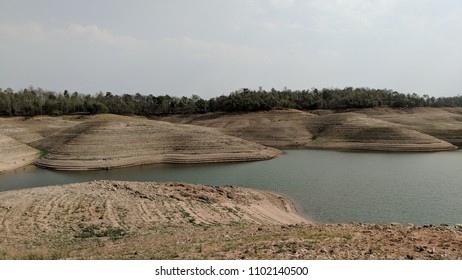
160 108 461 151
1 108 461 172
0 114 281 172
1 180 461 260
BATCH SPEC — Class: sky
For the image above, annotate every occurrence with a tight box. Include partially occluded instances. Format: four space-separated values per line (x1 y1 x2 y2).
1 0 461 98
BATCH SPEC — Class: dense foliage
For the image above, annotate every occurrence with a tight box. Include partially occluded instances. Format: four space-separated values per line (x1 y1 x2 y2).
0 87 461 116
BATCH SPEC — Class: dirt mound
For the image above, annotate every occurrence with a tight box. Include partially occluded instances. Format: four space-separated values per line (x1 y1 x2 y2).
162 109 457 152
309 112 456 151
359 107 462 147
33 115 281 170
0 180 307 259
162 110 317 148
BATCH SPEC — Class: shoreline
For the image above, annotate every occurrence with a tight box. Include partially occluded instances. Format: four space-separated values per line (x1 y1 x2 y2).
1 144 459 174
1 180 461 260
2 108 461 172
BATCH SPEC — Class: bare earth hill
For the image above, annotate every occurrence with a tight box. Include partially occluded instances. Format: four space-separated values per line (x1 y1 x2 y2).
160 108 460 151
1 180 461 260
1 108 460 172
0 114 281 172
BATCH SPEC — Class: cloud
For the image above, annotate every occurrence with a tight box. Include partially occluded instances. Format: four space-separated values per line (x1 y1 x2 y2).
52 24 142 49
0 22 142 49
308 0 394 33
255 21 305 32
161 37 272 64
269 0 296 9
0 22 44 42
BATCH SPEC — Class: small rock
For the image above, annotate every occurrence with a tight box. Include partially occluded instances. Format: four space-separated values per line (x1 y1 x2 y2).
405 254 414 260
226 192 235 199
198 195 211 203
415 246 426 252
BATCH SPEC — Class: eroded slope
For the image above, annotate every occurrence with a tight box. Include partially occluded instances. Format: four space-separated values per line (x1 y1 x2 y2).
162 109 457 151
0 134 38 173
35 114 281 170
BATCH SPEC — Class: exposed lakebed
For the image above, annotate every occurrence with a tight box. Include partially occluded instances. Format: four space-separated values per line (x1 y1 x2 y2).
1 150 461 225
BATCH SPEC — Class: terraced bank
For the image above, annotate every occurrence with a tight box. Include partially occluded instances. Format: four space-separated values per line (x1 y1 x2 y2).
161 109 458 152
0 114 281 171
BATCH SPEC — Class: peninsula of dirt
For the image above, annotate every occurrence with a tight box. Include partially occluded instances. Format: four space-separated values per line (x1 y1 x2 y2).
0 114 281 172
1 180 461 260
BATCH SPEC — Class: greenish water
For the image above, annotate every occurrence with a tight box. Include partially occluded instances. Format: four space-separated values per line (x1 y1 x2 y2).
1 150 461 225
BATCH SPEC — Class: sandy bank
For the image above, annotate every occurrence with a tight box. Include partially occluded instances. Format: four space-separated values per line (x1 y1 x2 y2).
1 180 461 260
0 180 307 259
0 134 38 173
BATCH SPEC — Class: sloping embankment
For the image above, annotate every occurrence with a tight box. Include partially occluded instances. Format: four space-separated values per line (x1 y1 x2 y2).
35 114 282 171
0 134 38 173
160 109 457 152
0 180 307 259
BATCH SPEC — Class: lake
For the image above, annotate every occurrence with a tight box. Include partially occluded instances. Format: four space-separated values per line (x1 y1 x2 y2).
1 150 461 225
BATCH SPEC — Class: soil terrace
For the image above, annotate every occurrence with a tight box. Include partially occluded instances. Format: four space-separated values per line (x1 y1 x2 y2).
160 108 460 151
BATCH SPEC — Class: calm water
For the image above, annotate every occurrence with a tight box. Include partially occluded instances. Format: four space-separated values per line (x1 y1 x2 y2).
1 150 461 225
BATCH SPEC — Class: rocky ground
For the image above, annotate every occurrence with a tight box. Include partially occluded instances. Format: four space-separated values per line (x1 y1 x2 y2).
1 180 461 260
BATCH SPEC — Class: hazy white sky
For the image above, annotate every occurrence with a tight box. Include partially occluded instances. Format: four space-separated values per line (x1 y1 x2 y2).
1 0 461 98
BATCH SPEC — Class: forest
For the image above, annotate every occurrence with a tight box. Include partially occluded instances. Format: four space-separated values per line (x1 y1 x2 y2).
0 86 461 117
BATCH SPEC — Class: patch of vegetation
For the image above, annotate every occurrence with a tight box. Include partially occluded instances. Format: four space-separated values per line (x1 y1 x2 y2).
74 225 126 240
38 149 51 159
178 207 191 219
2 86 462 117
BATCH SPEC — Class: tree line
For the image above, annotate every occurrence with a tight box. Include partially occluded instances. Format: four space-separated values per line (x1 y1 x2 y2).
0 86 461 117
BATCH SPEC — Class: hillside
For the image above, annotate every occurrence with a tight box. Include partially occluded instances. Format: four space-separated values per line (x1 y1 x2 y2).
160 108 460 151
0 115 281 172
0 134 38 173
1 180 461 260
1 108 461 172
